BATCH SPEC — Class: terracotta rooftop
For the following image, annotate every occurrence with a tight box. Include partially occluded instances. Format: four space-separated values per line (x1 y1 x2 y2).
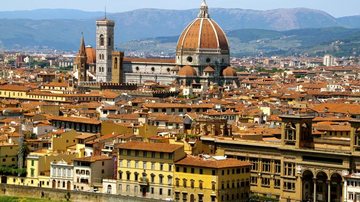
175 155 251 169
49 116 101 125
117 141 183 153
123 57 175 64
74 155 111 163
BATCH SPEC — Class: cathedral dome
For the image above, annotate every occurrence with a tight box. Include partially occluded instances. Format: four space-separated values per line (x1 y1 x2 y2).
222 66 237 77
176 1 229 53
178 65 197 77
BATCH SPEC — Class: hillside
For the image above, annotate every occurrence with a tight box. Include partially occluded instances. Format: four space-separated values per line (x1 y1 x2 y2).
121 27 360 57
0 8 359 54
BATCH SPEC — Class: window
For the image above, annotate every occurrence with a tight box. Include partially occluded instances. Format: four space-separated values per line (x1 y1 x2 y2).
135 161 139 168
199 194 204 202
134 185 138 193
176 178 180 187
191 168 195 173
283 181 295 191
168 164 172 171
187 56 193 63
182 193 188 202
168 176 172 185
349 192 354 200
151 152 155 158
262 160 271 172
251 176 258 185
160 153 164 159
284 163 295 176
159 188 163 195
190 180 195 188
250 158 259 171
100 34 104 46
126 185 130 192
108 37 112 46
212 170 216 175
274 179 281 189
168 153 173 159
183 179 187 188
159 175 164 184
175 192 180 200
151 174 155 183
126 172 131 180
274 160 281 174
143 162 147 169
183 167 187 173
135 151 139 157
199 169 203 174
199 180 203 189
143 151 147 157
285 123 296 142
127 160 131 168
135 173 139 181
160 163 164 171
168 189 171 196
151 162 155 170
261 177 270 187
212 181 216 191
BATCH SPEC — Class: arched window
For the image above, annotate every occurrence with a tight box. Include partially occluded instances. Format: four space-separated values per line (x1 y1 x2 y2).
108 37 112 46
114 58 118 69
100 34 104 46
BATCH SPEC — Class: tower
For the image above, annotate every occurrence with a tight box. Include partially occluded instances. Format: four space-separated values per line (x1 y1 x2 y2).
279 114 314 149
96 17 115 82
111 51 124 84
74 34 87 82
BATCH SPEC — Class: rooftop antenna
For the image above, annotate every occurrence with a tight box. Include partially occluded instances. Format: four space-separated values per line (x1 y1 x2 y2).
104 5 107 19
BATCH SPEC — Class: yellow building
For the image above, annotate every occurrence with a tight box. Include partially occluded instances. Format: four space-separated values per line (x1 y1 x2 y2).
50 129 78 152
0 143 19 167
116 142 186 200
101 121 133 136
7 149 77 188
174 155 251 202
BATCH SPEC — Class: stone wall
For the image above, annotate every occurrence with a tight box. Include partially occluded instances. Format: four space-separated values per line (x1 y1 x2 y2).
0 184 158 202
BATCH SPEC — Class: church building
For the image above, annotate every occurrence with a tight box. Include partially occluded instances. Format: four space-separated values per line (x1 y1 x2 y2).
74 0 239 88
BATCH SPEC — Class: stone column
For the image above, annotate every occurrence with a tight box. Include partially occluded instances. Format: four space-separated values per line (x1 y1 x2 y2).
327 180 330 202
313 178 317 202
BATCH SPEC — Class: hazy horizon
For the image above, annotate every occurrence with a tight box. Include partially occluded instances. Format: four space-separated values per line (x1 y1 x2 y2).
0 0 359 17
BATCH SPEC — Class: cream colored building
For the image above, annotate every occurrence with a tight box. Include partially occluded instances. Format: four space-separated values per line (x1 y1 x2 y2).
116 142 186 200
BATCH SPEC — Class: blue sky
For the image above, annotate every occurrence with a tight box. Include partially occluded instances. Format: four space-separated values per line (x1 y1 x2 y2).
1 0 359 17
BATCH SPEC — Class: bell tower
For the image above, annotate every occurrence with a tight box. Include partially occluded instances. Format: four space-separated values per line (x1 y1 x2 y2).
96 17 115 82
280 114 314 149
74 34 87 82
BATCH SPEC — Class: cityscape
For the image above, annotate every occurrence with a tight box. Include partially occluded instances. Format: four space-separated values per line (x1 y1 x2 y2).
0 0 360 201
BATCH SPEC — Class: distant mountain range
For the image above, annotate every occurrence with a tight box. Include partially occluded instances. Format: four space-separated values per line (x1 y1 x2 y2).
121 27 360 57
0 8 359 56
